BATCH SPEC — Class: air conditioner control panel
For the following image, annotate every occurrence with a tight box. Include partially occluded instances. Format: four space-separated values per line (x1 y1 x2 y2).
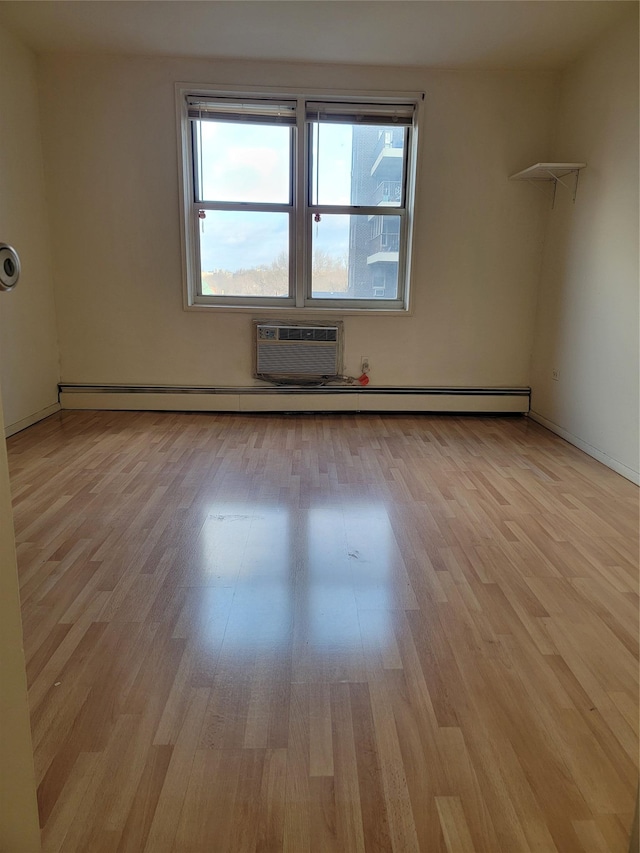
258 327 277 340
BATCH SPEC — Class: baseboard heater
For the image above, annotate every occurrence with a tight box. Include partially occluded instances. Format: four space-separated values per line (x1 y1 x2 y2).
58 385 530 414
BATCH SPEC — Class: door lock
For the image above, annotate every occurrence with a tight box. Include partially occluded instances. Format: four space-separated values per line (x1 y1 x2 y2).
0 244 20 291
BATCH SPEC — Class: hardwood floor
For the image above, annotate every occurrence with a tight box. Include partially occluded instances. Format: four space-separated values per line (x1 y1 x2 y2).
7 410 638 852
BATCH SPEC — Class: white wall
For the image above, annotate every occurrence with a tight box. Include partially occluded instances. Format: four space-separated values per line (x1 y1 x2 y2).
0 26 60 432
37 54 556 388
530 9 639 482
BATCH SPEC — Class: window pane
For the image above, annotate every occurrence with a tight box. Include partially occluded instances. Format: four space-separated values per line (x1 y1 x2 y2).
195 121 291 204
199 210 289 297
311 213 400 300
310 123 406 207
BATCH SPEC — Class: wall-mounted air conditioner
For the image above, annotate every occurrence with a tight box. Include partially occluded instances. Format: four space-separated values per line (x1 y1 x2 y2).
253 321 343 384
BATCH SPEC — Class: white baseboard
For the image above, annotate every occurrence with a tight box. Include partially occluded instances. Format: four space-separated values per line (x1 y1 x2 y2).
58 385 529 415
4 403 61 438
528 410 640 485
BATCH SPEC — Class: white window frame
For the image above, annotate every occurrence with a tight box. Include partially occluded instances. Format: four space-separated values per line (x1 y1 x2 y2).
176 84 422 313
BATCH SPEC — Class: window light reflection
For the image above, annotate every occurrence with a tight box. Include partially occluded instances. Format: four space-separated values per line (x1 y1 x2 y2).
197 502 394 651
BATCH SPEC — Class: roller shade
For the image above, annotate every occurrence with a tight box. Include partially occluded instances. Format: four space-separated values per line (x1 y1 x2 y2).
187 96 297 125
306 101 415 125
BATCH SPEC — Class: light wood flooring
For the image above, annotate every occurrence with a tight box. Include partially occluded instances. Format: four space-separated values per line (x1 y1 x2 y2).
7 410 639 852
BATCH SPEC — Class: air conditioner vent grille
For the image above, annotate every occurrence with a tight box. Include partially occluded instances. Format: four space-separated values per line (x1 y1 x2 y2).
257 343 338 376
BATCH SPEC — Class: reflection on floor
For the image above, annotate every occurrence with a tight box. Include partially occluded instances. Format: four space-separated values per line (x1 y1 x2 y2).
7 410 639 852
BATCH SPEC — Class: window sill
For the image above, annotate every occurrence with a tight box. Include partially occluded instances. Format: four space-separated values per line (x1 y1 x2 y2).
185 301 412 316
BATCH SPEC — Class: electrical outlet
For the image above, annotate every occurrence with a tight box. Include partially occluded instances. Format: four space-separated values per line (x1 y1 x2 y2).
361 356 370 374
552 368 560 381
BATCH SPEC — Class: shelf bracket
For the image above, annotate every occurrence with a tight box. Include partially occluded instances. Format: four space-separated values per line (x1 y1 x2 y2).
526 178 555 204
570 169 581 204
543 169 581 207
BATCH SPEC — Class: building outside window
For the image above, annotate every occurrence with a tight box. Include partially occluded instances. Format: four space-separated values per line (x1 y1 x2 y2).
347 126 405 300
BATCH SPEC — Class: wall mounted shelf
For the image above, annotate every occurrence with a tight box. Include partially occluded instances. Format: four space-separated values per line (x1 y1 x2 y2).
509 162 587 207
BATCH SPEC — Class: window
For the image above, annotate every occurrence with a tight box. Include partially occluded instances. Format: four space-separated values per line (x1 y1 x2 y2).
178 87 420 310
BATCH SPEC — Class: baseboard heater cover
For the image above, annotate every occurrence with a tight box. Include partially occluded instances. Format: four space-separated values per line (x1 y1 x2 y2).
59 385 530 414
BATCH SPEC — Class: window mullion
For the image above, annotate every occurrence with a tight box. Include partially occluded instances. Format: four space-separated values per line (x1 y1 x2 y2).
294 97 306 307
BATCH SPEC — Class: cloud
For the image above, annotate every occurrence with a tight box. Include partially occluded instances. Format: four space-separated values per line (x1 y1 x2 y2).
200 123 290 204
200 210 288 271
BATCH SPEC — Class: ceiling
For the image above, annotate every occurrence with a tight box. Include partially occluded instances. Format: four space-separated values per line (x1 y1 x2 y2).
0 1 635 71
